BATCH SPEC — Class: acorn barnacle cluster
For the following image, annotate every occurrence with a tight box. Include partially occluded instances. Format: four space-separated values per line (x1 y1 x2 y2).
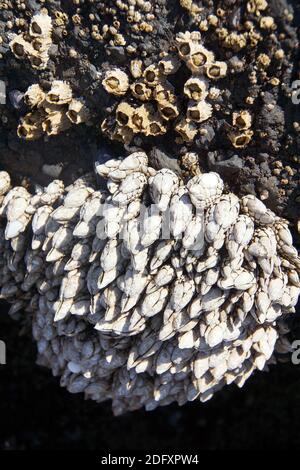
101 31 227 145
0 151 299 415
229 110 253 149
9 12 52 70
17 81 90 140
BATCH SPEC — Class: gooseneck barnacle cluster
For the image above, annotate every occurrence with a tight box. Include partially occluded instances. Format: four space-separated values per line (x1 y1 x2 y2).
0 151 299 415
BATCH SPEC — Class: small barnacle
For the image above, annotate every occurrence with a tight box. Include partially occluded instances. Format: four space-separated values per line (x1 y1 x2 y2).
29 13 52 38
257 53 271 69
31 37 48 53
184 77 208 101
115 102 134 127
130 104 152 133
153 82 176 104
143 64 161 87
248 30 262 47
186 45 215 73
205 61 228 80
247 0 268 15
232 110 252 130
113 33 126 46
175 118 198 142
208 87 221 100
224 32 247 51
270 77 280 86
131 80 152 102
181 152 201 176
260 16 275 29
66 99 90 125
157 101 180 121
158 55 181 75
29 50 50 70
17 111 44 140
24 84 45 108
42 110 72 136
144 115 167 137
10 35 34 59
186 100 213 123
130 59 143 79
228 130 254 148
216 27 229 41
175 31 201 60
46 80 73 105
102 69 129 96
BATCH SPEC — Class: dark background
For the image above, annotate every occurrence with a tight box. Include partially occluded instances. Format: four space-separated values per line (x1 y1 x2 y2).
1 301 300 450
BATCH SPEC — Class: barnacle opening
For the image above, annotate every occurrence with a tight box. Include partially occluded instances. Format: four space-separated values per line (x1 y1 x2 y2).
31 21 42 35
192 52 207 66
12 43 25 57
116 111 129 126
30 56 43 67
179 43 191 56
159 105 178 120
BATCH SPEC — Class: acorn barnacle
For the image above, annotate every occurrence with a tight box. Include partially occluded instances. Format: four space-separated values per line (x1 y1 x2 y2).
102 69 129 96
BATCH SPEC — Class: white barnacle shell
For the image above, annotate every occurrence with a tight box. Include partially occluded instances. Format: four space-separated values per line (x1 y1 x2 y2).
157 100 180 121
32 205 53 236
141 206 162 248
218 268 256 291
112 172 147 206
170 276 195 312
67 98 90 124
274 220 299 261
169 188 193 238
131 80 152 102
226 215 255 259
109 152 148 181
0 172 11 197
150 240 175 271
100 239 122 272
42 110 72 136
182 214 205 251
149 169 179 212
143 64 161 87
187 172 224 210
175 118 198 142
102 202 125 239
184 77 208 101
24 84 46 108
9 34 34 60
158 55 181 75
140 286 169 318
186 45 215 74
30 13 52 39
102 68 129 96
186 100 213 123
241 195 275 225
205 61 228 79
95 158 121 179
46 80 73 105
205 193 240 246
